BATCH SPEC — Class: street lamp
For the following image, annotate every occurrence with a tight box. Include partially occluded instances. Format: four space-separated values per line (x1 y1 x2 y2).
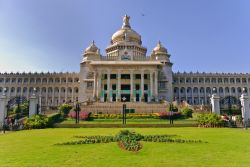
169 103 174 125
75 100 80 124
242 87 247 95
212 87 216 94
122 96 127 125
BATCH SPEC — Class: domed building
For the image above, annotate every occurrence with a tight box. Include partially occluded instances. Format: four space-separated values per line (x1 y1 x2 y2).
80 15 173 103
1 15 250 114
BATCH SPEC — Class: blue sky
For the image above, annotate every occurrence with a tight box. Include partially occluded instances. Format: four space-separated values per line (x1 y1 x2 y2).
0 0 250 73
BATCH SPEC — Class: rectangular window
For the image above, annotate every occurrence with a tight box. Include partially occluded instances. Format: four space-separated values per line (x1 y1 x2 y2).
135 74 141 79
87 82 93 88
121 74 130 79
159 82 166 89
110 74 117 79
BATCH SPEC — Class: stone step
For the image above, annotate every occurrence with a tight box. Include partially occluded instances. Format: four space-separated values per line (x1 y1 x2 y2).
80 102 168 114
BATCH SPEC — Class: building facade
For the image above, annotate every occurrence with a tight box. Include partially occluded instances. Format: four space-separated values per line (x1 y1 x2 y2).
0 15 249 106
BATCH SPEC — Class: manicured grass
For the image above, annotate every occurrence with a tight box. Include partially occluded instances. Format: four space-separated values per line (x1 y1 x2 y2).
60 118 196 124
0 128 250 167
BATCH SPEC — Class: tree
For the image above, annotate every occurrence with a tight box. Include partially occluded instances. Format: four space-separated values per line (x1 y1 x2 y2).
181 107 193 118
59 104 73 116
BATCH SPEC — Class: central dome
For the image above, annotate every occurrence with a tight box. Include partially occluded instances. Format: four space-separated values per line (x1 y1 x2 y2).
111 15 141 44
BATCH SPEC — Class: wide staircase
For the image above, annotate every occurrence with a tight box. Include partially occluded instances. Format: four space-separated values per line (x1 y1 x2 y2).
80 102 169 114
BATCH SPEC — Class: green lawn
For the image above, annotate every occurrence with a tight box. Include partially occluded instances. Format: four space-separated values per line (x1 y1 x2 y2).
60 118 196 124
0 128 250 167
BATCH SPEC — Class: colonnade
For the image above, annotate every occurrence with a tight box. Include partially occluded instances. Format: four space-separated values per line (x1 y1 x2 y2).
92 70 159 102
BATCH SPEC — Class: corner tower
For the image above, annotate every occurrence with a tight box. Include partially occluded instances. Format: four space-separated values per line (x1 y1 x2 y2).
151 41 173 101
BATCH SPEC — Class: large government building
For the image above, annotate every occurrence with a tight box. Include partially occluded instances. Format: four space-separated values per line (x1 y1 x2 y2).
1 15 250 108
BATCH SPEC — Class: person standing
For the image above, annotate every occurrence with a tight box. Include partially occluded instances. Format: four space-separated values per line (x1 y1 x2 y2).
3 117 8 134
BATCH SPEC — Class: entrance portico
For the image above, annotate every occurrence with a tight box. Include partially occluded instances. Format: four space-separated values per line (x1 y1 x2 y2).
90 61 162 102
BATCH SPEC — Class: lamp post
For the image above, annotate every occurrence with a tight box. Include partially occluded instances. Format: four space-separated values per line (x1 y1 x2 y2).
212 87 216 95
33 88 40 115
122 96 127 125
33 88 36 96
75 100 80 124
169 103 174 125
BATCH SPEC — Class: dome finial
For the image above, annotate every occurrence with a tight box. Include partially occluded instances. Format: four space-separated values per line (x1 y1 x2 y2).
122 14 131 28
158 40 162 46
153 41 168 53
85 40 98 53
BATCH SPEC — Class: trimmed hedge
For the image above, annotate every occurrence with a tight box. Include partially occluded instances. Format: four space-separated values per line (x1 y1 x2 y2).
59 104 73 116
91 113 159 119
197 113 224 127
24 113 62 129
24 115 49 129
47 113 63 127
181 107 193 118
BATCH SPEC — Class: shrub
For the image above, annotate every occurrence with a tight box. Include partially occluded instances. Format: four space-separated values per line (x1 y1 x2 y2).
47 113 63 127
220 108 241 115
79 112 91 120
197 113 224 127
68 111 91 121
24 115 49 129
158 111 182 119
116 130 143 141
91 113 159 119
181 107 193 118
13 103 29 114
68 111 76 119
59 104 73 116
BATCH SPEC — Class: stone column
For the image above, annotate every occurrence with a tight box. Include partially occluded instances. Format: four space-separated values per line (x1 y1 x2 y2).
154 71 158 102
117 71 121 102
223 87 226 98
71 89 74 103
185 87 187 102
45 87 48 106
191 88 194 104
0 94 8 125
210 94 220 114
198 87 200 104
52 87 55 106
97 72 103 102
21 87 23 97
14 87 17 97
149 71 153 102
38 95 42 114
93 71 97 99
240 93 250 124
130 71 134 102
65 87 68 103
107 71 111 102
204 89 207 105
140 70 144 102
58 88 61 104
29 94 38 117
